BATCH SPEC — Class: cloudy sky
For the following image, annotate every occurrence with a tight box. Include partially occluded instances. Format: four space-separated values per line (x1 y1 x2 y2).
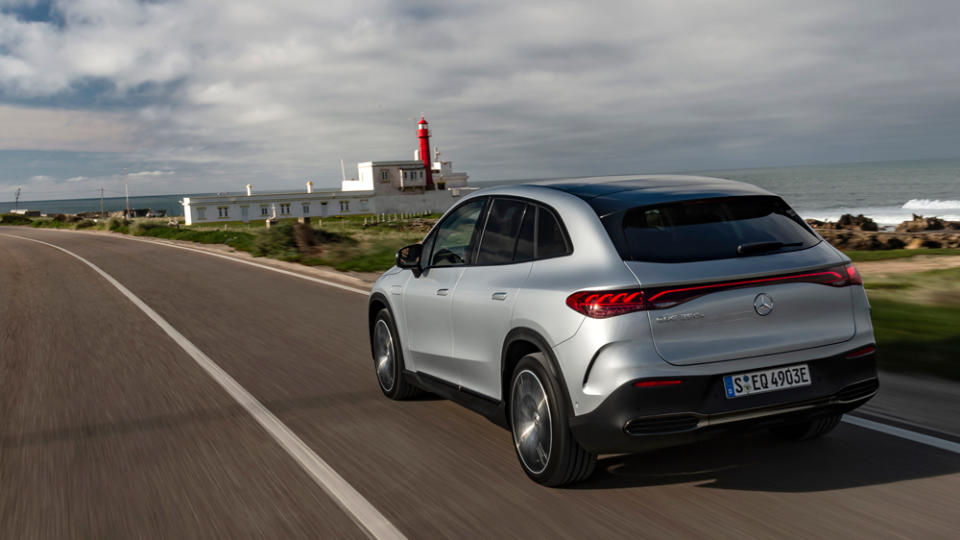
2 0 959 201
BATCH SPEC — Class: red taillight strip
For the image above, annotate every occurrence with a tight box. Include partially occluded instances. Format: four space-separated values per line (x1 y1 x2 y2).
634 379 684 388
647 269 844 306
566 264 863 318
845 344 876 359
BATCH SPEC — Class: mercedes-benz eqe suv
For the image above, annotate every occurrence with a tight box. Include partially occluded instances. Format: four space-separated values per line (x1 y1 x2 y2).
367 176 878 486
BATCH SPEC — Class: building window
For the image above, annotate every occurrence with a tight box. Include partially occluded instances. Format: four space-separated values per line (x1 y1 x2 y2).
218 206 229 218
197 207 206 220
402 171 407 179
380 170 389 182
339 200 350 212
360 200 369 211
302 204 310 215
420 171 424 178
280 203 291 215
260 205 269 216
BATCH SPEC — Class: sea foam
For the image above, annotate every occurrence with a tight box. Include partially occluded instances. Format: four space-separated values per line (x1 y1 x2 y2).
902 199 960 210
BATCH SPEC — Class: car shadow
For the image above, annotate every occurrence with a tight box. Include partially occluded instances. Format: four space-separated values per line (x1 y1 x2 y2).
573 422 960 492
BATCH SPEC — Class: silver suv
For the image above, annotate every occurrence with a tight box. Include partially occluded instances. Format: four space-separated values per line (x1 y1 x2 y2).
368 176 878 486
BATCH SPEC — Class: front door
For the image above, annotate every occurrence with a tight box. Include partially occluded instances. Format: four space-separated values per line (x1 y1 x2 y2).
402 197 487 386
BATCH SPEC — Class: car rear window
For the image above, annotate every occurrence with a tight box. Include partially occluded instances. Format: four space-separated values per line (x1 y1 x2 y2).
608 196 819 263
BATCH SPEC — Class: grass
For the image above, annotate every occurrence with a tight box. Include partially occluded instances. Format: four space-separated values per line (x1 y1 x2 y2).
131 221 256 252
869 297 960 381
149 215 430 271
860 266 960 381
844 248 960 262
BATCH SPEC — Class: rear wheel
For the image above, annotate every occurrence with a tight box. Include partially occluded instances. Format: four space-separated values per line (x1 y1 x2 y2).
771 413 843 440
371 308 421 400
509 353 595 486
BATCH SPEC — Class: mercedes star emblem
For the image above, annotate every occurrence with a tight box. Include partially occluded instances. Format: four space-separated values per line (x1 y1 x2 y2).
754 293 774 316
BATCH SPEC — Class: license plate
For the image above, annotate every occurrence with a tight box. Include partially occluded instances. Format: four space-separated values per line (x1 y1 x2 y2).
723 364 811 399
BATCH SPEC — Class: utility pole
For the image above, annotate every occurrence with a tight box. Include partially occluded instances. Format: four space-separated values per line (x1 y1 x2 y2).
14 186 21 210
99 186 105 216
124 167 130 218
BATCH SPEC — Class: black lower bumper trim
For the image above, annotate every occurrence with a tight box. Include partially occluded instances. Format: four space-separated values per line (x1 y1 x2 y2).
569 351 878 454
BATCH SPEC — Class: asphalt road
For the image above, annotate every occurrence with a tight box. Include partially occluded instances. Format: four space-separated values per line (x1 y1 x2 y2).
2 228 958 539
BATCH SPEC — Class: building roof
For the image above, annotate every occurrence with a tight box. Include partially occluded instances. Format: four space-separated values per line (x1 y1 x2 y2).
183 190 375 204
357 160 424 167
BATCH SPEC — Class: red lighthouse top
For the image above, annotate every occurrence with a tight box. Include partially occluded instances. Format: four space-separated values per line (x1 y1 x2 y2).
418 116 428 126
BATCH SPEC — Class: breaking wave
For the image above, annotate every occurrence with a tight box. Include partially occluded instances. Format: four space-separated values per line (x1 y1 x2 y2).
903 199 960 210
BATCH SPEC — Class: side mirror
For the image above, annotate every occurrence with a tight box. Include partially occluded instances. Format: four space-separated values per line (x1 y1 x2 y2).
396 244 423 276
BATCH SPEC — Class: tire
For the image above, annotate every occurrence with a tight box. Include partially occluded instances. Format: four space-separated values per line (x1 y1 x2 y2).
509 353 595 486
770 413 843 441
371 308 421 400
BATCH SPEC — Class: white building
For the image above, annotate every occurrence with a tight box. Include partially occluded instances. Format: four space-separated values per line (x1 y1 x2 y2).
181 119 473 225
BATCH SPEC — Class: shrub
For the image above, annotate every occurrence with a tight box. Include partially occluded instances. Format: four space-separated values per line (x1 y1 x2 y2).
75 219 97 229
0 213 33 226
252 222 301 261
107 217 129 231
130 221 164 235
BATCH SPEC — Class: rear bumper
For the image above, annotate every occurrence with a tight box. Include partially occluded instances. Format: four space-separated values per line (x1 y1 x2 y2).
568 350 878 454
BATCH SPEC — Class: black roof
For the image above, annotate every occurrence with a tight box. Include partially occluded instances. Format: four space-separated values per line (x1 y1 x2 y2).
533 175 774 217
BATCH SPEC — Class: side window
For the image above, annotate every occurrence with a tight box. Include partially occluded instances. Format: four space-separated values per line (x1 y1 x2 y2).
429 198 486 267
476 199 527 265
514 205 535 262
537 208 570 259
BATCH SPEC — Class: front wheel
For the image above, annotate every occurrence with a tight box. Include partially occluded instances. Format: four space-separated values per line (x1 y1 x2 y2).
509 353 595 486
371 308 420 400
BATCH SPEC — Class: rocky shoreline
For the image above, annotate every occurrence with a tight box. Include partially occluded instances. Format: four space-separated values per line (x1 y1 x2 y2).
806 214 960 250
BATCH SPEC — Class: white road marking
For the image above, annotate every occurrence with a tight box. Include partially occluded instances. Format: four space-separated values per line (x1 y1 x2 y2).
2 234 404 540
843 415 960 455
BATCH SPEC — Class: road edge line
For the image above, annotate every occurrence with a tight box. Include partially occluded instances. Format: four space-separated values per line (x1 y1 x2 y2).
19 227 370 296
843 415 960 454
2 233 404 540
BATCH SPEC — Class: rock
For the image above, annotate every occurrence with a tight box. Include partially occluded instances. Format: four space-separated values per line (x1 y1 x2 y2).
883 237 906 249
896 214 946 232
836 213 879 231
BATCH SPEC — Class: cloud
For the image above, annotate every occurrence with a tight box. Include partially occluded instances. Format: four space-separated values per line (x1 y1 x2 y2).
1 0 959 200
126 170 174 177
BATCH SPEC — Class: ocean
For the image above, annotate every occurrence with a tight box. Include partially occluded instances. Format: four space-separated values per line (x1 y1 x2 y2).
4 159 959 226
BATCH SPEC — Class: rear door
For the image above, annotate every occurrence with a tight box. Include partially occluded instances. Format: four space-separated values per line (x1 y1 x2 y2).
452 198 535 399
608 196 857 365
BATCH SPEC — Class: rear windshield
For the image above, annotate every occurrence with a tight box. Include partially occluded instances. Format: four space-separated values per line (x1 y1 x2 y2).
608 196 819 263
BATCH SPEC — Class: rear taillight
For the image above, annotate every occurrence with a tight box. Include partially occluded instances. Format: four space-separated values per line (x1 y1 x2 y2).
844 263 863 286
567 264 864 318
565 289 646 318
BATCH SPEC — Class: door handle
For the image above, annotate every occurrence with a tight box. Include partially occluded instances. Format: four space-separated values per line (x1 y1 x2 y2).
436 288 449 296
491 292 508 301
